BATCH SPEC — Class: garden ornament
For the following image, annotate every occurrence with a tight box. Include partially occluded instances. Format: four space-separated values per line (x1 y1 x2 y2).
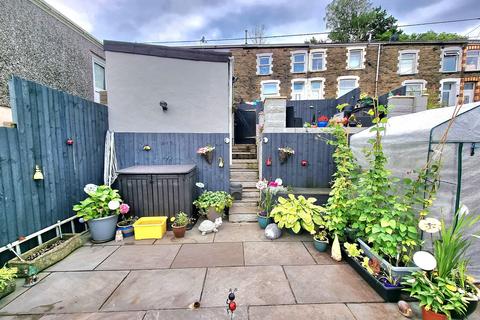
198 217 222 235
397 300 413 318
265 223 282 240
412 251 437 271
331 234 342 261
226 288 238 319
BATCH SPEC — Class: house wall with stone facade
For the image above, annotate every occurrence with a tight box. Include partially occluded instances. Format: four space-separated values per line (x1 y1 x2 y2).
0 0 104 111
227 42 480 105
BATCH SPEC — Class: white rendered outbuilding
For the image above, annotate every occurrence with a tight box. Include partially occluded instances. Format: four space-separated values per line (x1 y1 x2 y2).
350 103 480 278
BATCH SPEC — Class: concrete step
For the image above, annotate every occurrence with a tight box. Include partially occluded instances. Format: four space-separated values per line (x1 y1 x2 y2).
230 204 258 213
229 213 258 222
230 162 258 169
231 171 258 180
234 200 259 207
232 159 257 164
228 203 259 222
232 152 257 160
232 144 256 150
230 181 257 188
230 168 258 173
242 191 260 199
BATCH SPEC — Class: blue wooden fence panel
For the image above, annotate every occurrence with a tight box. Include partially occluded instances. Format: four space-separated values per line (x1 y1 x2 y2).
114 132 230 192
0 77 108 247
261 133 335 188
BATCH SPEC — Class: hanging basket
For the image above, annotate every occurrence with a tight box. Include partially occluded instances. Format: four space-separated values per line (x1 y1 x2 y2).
278 150 289 164
202 151 213 165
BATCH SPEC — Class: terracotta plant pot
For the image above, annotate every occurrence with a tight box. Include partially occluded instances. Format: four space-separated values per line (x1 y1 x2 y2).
421 307 447 320
172 225 186 238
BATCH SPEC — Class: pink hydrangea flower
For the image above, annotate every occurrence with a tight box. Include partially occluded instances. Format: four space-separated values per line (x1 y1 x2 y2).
119 203 130 214
268 181 278 187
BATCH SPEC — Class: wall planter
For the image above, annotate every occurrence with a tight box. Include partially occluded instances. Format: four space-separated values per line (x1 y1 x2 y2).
278 147 294 164
343 248 403 302
313 238 328 252
87 215 118 243
8 233 85 277
357 238 419 279
257 212 271 229
172 225 186 238
197 145 215 165
0 279 16 299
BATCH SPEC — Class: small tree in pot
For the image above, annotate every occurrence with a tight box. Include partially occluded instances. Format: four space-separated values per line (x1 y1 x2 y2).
73 184 126 243
170 212 191 238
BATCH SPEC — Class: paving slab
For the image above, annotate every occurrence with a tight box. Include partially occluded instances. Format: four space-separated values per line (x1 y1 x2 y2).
85 237 155 246
303 241 346 265
144 307 247 320
96 244 181 270
0 273 50 310
284 265 383 303
171 243 243 268
155 230 214 244
347 303 422 320
101 268 206 311
244 241 315 266
46 246 118 271
0 316 42 320
0 271 128 314
39 311 145 320
201 266 295 307
249 304 356 320
213 223 267 242
276 232 315 242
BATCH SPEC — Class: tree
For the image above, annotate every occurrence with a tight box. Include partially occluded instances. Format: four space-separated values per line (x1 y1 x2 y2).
304 36 326 44
325 0 401 42
399 30 467 41
249 25 267 44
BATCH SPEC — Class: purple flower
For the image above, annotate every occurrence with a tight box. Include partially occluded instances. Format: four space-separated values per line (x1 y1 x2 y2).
119 203 130 214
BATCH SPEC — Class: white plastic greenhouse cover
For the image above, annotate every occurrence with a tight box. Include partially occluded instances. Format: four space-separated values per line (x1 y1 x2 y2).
350 103 480 279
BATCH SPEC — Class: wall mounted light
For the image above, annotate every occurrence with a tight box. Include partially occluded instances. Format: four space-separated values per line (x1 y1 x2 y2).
159 100 168 111
224 137 230 144
33 165 44 180
263 137 269 144
143 145 151 151
265 157 272 166
218 157 224 168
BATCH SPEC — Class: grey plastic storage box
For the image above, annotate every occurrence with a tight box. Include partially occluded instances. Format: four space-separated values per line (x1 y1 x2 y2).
116 165 196 229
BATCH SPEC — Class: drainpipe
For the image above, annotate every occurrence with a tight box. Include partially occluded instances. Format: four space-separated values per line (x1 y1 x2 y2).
374 44 381 98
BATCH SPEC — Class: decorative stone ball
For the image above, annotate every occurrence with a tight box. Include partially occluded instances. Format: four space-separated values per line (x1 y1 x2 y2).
229 301 237 312
265 223 282 240
228 292 235 301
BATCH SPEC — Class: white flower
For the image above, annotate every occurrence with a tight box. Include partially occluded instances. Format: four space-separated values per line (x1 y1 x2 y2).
84 184 98 195
459 204 470 216
418 217 441 233
275 178 283 186
195 182 205 189
108 200 120 210
256 180 267 190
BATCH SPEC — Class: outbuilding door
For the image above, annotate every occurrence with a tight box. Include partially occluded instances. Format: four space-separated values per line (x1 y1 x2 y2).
234 103 256 144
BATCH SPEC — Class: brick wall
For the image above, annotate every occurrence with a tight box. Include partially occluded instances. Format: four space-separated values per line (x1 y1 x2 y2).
230 43 480 105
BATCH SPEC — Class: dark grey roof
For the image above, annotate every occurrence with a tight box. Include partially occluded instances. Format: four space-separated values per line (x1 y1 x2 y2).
104 40 231 63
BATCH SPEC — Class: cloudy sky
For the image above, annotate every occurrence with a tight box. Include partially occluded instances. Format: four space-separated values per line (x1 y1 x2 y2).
45 0 480 44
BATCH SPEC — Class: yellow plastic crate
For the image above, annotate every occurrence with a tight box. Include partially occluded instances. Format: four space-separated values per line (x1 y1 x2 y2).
133 216 167 240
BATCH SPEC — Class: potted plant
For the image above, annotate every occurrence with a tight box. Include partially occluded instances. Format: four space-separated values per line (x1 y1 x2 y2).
116 204 136 237
197 145 215 164
193 190 233 221
0 266 17 299
278 147 294 164
256 178 287 229
313 229 329 252
170 211 191 238
270 194 325 234
348 114 358 127
317 115 329 127
73 184 125 243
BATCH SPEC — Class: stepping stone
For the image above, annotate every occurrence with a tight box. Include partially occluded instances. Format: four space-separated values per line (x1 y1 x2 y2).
144 307 247 320
347 303 422 320
96 245 180 270
1 271 128 314
244 242 315 266
201 266 295 307
171 243 243 268
249 304 356 320
39 311 145 320
303 241 346 265
284 265 383 303
101 269 206 311
213 223 267 242
47 246 118 271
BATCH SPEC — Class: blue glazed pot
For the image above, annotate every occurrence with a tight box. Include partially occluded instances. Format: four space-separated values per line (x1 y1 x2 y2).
317 121 328 127
313 238 328 252
257 213 271 229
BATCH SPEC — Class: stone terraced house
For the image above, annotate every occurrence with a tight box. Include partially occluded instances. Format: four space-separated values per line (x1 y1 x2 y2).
190 41 480 107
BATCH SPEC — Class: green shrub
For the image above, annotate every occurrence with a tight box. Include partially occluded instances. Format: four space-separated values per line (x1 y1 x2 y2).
73 184 123 221
193 191 233 214
0 266 17 291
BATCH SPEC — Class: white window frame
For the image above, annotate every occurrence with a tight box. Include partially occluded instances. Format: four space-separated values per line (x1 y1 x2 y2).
439 78 460 107
402 79 427 96
256 53 273 75
308 77 326 99
260 80 281 100
463 82 476 104
309 49 327 72
92 56 106 103
346 46 366 70
337 76 360 98
397 50 419 75
290 50 307 74
440 47 462 73
465 50 480 71
290 78 307 100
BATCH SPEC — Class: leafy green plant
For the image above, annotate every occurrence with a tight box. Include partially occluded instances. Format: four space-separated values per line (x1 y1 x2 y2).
314 229 328 241
343 242 363 259
171 211 190 227
193 191 233 214
0 266 17 291
73 185 123 221
270 194 325 234
324 123 359 240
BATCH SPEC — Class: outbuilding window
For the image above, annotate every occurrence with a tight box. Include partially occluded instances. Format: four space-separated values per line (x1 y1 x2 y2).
92 57 106 103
